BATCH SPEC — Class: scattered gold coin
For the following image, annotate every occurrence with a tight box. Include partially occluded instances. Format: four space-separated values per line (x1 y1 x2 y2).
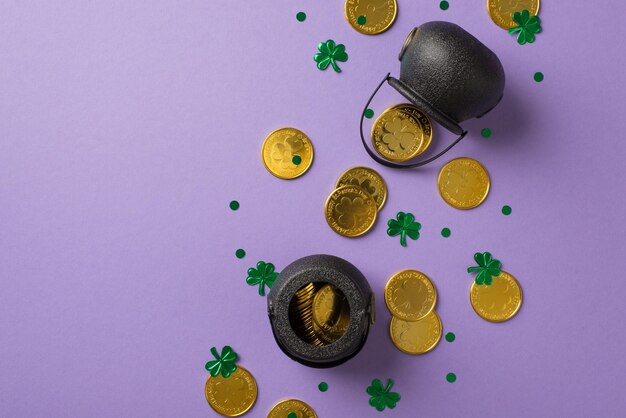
335 166 387 211
262 127 313 179
371 104 433 162
389 311 442 354
437 157 490 209
267 399 318 418
205 366 257 417
345 0 398 35
325 185 378 237
384 270 437 322
487 0 540 30
312 284 350 343
470 271 522 322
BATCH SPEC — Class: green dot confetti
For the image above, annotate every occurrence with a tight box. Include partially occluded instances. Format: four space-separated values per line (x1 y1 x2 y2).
357 15 367 25
481 128 492 138
502 205 512 215
292 155 302 165
235 249 246 259
446 373 457 383
288 413 297 418
246 261 279 296
364 108 374 119
440 1 449 10
441 227 451 238
314 39 348 73
296 12 306 22
445 332 455 342
318 381 329 392
229 200 240 211
534 71 544 82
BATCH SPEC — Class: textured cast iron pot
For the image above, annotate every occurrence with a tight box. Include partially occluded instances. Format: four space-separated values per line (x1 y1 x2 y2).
267 255 374 368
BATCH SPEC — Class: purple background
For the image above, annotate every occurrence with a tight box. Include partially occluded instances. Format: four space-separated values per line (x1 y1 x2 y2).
2 1 626 417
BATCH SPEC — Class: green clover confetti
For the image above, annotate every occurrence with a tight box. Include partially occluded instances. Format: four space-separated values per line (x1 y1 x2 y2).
246 261 278 296
314 40 348 73
367 378 401 411
205 346 238 378
387 212 421 247
508 10 541 45
467 252 502 285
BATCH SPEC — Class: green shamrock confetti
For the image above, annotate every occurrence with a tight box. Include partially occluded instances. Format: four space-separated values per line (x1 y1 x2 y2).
205 346 238 378
314 40 348 73
508 10 541 45
367 378 401 411
387 212 421 247
467 252 502 285
246 261 278 296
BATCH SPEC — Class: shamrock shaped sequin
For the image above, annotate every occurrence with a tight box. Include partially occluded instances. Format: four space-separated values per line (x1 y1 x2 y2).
367 378 401 411
467 252 502 285
387 212 421 247
246 261 279 296
508 10 541 45
314 40 348 73
205 346 238 378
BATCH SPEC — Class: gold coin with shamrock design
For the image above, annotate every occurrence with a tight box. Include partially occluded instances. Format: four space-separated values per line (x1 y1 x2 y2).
336 166 387 211
389 311 442 354
384 270 437 322
371 104 432 162
487 0 540 30
267 399 318 418
325 185 377 237
262 127 314 179
205 366 257 417
438 157 490 209
345 0 397 35
470 271 522 322
312 284 350 343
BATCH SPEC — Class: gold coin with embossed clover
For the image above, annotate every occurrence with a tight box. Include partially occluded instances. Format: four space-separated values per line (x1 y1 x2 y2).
345 0 397 35
262 127 314 179
336 166 387 211
438 157 490 209
325 185 377 237
470 271 522 322
487 0 540 30
371 104 432 162
205 366 257 417
312 284 350 343
267 399 318 418
389 311 442 354
384 270 437 322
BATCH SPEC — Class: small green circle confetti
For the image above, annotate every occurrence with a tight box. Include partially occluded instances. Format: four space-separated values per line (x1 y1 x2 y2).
296 12 306 22
318 381 328 392
440 1 449 10
229 200 240 211
357 15 367 25
235 249 246 259
446 373 457 383
292 155 302 165
481 128 492 138
441 227 451 238
445 332 455 342
364 108 374 119
534 72 544 82
502 205 512 215
288 413 297 418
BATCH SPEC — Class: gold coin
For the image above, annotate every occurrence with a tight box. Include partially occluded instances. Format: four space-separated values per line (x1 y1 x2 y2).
345 0 397 35
205 366 257 417
267 399 318 418
262 127 313 179
371 104 433 162
487 0 540 30
470 271 522 322
389 311 442 354
437 157 490 209
336 166 387 211
325 185 377 237
384 270 437 322
312 284 350 342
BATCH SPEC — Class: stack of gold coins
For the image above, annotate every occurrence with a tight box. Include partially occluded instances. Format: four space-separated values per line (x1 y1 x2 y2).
324 166 387 237
384 270 443 354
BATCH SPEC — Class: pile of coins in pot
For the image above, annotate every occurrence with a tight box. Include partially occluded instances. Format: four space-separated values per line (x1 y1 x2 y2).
384 270 442 354
324 167 388 237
